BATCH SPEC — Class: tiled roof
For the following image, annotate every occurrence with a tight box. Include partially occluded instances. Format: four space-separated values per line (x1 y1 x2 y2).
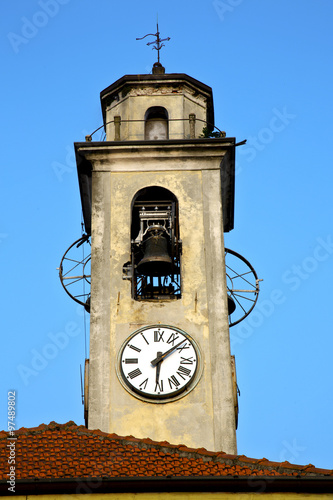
1 421 332 482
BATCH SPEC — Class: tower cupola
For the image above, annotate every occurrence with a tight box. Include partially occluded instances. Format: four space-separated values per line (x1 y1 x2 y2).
100 72 214 141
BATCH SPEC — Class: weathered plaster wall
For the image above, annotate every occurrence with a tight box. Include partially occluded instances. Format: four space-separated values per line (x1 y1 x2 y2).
85 142 236 454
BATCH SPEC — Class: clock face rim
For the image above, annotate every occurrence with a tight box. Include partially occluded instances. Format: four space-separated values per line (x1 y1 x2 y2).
116 324 203 404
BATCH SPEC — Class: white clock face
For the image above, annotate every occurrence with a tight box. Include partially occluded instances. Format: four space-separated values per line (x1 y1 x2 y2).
118 325 200 401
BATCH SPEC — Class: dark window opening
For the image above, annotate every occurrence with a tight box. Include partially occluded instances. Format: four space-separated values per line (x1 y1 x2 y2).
129 186 181 300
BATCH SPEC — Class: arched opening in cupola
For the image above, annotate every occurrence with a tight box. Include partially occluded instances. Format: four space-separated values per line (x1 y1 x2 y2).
144 107 169 140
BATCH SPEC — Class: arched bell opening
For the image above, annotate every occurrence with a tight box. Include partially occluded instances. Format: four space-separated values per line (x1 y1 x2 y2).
129 186 181 300
144 107 169 140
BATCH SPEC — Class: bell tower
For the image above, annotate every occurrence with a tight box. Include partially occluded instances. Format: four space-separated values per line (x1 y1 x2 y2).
74 61 238 454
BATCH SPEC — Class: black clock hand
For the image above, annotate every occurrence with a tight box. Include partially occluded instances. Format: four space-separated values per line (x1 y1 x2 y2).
151 339 186 366
155 352 162 384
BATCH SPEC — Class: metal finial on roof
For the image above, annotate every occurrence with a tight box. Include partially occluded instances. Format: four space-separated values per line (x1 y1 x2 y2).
136 22 170 64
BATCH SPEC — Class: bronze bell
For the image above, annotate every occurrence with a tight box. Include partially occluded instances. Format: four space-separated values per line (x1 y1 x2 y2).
228 294 236 315
137 226 172 277
84 296 91 313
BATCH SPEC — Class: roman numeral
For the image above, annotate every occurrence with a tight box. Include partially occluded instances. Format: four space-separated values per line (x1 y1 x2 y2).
166 332 180 346
177 366 191 379
168 375 180 389
124 358 138 364
177 342 190 353
154 330 164 342
128 368 142 379
154 380 164 393
139 378 148 390
128 344 141 352
180 356 194 365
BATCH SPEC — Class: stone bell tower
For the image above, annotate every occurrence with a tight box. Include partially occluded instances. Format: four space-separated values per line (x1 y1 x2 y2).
75 61 238 454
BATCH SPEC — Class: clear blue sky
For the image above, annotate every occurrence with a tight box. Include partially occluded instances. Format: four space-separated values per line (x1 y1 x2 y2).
2 0 333 470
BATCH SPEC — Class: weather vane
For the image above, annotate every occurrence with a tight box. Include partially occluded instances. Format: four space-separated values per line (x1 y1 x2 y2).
136 22 170 64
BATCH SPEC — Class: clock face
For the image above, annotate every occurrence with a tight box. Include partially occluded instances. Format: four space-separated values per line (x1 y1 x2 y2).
118 325 200 402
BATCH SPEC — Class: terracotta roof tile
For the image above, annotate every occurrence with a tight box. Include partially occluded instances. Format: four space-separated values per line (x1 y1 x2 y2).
0 421 332 481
